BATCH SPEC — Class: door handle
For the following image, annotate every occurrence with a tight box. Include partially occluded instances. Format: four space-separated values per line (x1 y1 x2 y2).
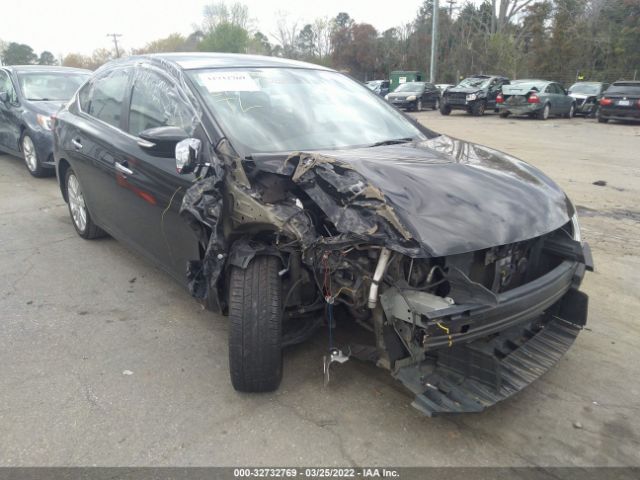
71 138 82 150
115 161 134 176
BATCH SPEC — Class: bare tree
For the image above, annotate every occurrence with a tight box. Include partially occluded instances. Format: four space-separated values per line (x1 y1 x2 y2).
273 11 300 58
496 0 538 32
313 17 333 60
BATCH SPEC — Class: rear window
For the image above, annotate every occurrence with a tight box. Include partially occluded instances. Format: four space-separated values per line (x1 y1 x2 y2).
607 83 640 95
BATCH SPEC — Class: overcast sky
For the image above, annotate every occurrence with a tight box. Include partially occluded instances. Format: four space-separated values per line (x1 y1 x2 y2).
2 0 433 58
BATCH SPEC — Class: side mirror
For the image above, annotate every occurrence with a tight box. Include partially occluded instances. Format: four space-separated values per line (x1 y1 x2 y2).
137 126 189 157
175 138 202 175
0 91 9 103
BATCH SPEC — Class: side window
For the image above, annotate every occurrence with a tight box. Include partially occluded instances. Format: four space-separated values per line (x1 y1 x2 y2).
0 71 18 104
127 69 195 137
545 84 554 94
81 68 130 128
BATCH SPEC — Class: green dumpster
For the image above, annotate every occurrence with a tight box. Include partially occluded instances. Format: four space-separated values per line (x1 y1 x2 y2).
389 71 425 92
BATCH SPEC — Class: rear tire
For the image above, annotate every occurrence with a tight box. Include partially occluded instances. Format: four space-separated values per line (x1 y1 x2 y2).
564 103 575 118
432 98 440 110
537 103 550 120
440 104 451 116
65 168 105 239
597 110 608 123
499 111 510 118
229 255 283 393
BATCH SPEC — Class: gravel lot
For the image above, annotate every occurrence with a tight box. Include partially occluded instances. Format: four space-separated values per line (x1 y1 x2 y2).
1 113 639 467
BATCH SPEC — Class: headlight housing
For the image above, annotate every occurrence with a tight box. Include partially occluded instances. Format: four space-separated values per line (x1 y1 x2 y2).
406 95 417 101
466 93 477 101
384 94 390 100
37 114 53 131
571 212 581 242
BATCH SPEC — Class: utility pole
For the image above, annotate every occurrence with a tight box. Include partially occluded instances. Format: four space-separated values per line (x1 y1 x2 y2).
430 0 439 83
106 33 123 58
446 0 456 17
491 0 496 34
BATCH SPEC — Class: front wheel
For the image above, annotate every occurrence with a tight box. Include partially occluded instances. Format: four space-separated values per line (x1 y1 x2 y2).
22 134 47 178
416 99 423 111
440 104 452 116
471 101 486 116
229 255 283 393
65 168 105 239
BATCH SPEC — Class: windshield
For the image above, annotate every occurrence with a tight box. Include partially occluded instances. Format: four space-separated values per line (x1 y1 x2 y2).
569 83 600 95
188 68 425 154
17 71 89 101
366 81 381 90
456 77 491 89
395 82 424 93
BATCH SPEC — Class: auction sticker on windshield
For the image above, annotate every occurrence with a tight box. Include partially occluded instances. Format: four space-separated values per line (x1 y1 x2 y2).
198 72 260 92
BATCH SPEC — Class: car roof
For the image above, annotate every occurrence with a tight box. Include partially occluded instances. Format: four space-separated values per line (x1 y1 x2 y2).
124 53 334 72
611 80 640 86
2 65 91 74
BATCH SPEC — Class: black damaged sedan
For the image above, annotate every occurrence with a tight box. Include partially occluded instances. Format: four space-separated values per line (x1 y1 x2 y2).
53 54 593 416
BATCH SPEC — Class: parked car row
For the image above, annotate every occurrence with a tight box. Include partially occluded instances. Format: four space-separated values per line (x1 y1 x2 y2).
376 73 639 124
0 53 596 416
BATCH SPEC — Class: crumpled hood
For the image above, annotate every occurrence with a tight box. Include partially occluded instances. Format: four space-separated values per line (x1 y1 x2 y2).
315 137 572 256
251 135 573 257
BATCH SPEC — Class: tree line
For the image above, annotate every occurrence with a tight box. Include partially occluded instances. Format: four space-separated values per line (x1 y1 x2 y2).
1 0 638 86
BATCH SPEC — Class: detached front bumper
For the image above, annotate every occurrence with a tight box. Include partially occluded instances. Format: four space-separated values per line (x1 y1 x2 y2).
382 243 593 416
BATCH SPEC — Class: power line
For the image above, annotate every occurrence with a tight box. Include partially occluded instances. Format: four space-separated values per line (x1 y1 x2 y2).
106 33 123 58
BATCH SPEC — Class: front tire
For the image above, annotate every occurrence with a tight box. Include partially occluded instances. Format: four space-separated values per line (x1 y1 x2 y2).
229 255 283 393
65 168 105 239
22 134 47 178
440 104 451 115
471 101 486 116
416 99 423 111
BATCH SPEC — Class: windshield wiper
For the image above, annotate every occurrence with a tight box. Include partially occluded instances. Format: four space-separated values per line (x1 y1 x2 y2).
368 137 414 147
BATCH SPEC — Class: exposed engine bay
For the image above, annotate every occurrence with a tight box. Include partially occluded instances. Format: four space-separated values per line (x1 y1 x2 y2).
180 134 593 416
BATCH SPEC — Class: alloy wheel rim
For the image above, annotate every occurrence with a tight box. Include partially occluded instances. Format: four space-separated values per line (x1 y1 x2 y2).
23 136 37 172
67 174 87 232
544 105 549 119
418 100 422 110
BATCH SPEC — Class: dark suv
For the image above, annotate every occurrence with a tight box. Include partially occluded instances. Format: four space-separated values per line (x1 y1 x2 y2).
441 75 510 116
598 81 640 123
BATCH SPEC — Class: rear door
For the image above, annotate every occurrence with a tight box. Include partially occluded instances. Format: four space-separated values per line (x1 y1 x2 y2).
60 67 133 233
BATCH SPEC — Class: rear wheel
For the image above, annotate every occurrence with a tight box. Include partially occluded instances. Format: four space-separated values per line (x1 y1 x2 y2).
537 103 550 120
65 168 105 239
564 103 575 118
597 110 608 123
471 101 486 116
229 255 283 393
22 134 47 178
499 111 510 118
432 98 440 110
440 104 451 116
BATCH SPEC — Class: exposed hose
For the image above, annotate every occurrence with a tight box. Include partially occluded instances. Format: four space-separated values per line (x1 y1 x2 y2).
368 247 391 309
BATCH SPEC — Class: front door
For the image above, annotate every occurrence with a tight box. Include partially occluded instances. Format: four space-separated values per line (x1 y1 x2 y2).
113 66 203 284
